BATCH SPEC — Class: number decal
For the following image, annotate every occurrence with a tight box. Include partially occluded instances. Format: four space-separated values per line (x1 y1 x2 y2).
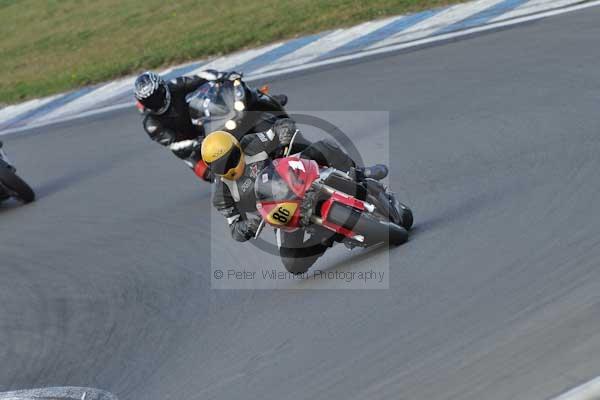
266 203 298 226
272 211 288 223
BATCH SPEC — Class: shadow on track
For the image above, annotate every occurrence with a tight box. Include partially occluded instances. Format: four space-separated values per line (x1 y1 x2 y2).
33 150 135 200
410 176 534 237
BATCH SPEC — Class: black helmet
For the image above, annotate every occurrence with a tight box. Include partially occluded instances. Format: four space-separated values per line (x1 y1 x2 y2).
134 72 171 114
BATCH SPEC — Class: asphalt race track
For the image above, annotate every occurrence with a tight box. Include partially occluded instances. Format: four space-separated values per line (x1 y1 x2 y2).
2 7 600 400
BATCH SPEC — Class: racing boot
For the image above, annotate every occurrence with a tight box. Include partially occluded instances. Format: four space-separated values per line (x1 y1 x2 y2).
355 164 388 181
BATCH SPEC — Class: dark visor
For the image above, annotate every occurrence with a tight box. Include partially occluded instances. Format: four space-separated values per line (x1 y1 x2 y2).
209 145 241 175
141 85 167 111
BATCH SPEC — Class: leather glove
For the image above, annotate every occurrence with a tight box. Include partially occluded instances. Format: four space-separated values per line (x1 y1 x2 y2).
273 118 297 146
169 139 200 159
234 218 261 241
196 69 221 81
225 71 243 81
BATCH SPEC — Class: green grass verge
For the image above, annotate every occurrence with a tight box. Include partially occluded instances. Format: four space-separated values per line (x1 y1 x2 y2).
0 0 464 104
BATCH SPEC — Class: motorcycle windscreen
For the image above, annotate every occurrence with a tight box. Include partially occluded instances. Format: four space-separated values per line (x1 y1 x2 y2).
188 82 237 134
255 162 298 202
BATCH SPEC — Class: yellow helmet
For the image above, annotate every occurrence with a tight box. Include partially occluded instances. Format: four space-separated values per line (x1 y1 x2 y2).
201 131 245 180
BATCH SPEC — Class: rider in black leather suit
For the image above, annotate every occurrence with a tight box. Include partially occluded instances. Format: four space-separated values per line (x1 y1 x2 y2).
134 70 288 182
135 70 217 181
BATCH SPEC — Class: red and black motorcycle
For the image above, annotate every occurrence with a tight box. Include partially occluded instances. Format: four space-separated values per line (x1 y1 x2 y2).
254 156 412 273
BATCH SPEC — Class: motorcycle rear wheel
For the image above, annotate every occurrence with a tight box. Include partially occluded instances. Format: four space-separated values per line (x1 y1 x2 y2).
327 203 408 246
398 203 414 230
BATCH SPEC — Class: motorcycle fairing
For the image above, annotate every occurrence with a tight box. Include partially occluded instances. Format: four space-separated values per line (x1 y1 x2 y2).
272 157 319 198
319 191 368 237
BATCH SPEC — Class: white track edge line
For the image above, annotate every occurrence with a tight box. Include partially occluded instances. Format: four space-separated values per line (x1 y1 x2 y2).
248 0 600 80
550 376 600 400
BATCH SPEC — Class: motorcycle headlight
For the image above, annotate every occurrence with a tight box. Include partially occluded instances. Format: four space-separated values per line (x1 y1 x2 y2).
234 101 245 111
234 84 245 101
202 97 211 117
233 83 246 112
225 120 237 131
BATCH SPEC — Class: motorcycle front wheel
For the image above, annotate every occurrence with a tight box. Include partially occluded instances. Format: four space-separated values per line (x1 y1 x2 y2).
398 203 414 230
0 167 35 203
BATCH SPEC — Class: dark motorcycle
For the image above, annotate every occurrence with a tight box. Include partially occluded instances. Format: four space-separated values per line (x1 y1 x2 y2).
0 141 35 204
187 74 288 139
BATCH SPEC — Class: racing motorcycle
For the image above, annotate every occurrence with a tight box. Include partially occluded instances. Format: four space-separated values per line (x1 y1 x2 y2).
0 141 35 204
254 155 413 274
187 73 288 140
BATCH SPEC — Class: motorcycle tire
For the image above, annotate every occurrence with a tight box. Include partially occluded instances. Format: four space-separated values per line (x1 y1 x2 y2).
327 203 408 246
361 179 413 230
398 203 414 230
0 166 35 203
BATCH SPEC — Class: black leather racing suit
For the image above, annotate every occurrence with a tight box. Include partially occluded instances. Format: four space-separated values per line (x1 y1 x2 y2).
142 75 212 180
212 119 356 268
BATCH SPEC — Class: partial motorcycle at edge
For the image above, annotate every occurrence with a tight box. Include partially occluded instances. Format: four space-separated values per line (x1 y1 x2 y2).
0 141 35 205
